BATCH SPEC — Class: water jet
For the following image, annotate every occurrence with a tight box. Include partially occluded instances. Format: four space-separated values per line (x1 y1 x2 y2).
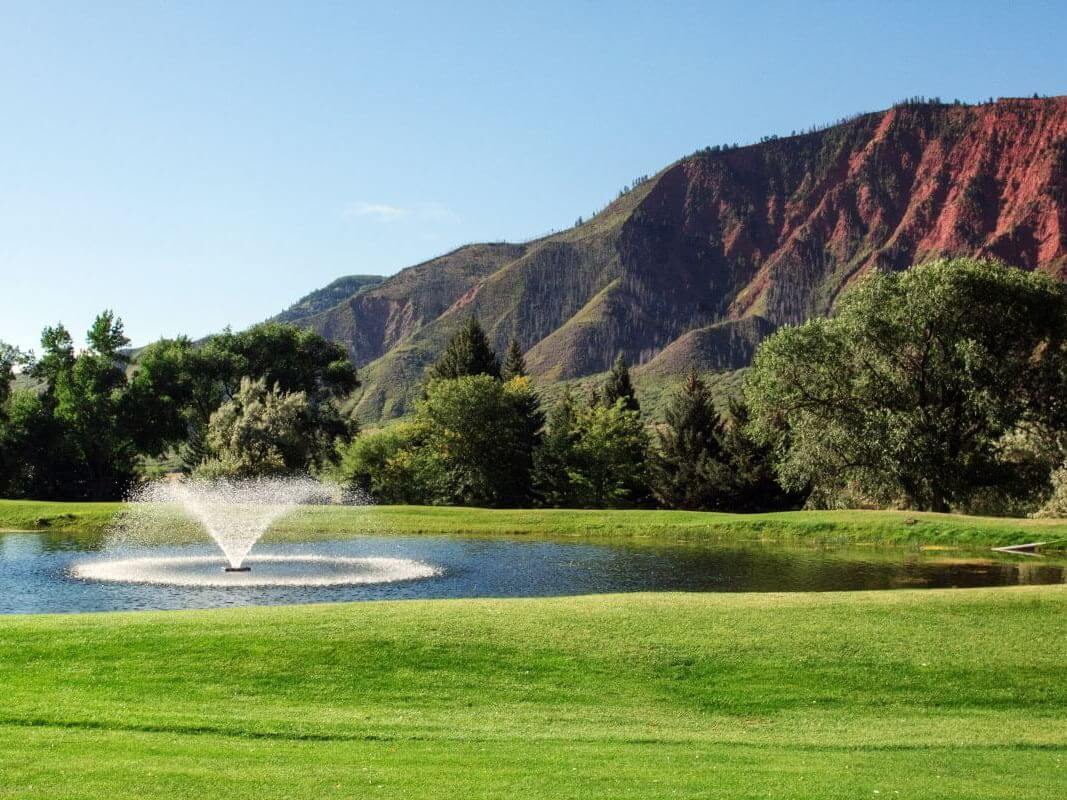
75 477 440 589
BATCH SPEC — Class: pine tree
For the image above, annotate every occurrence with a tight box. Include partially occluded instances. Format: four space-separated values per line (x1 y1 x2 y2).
718 396 800 512
602 354 639 412
502 339 527 381
427 318 501 382
652 371 729 510
532 388 580 506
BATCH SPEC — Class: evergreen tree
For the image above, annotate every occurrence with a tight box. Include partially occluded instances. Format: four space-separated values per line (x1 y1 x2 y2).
718 396 801 512
602 354 639 412
652 371 729 510
532 388 581 506
502 339 527 380
428 318 501 382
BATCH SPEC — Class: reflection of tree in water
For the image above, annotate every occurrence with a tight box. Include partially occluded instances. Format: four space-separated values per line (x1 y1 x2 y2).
591 542 1067 593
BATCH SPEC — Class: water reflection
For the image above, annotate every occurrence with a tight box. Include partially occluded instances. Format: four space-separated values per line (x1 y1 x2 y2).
0 531 1063 614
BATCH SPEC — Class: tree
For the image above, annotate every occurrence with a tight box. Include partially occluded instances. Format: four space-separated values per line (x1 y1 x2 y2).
502 340 527 380
1 316 360 497
0 388 77 499
567 400 649 507
603 354 639 412
652 371 730 510
196 377 316 478
1033 462 1067 518
745 258 1067 511
717 397 803 512
0 341 28 411
532 388 581 506
200 322 358 404
23 312 141 499
333 421 431 504
142 323 359 468
122 337 206 458
414 374 543 506
427 318 501 381
533 391 649 508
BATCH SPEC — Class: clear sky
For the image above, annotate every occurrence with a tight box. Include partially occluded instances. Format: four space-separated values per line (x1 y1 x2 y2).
2 0 1065 352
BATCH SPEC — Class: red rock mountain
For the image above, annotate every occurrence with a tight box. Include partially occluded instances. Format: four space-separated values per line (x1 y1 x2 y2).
285 98 1067 420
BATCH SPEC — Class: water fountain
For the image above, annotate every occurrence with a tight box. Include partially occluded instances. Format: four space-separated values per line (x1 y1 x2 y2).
72 477 438 587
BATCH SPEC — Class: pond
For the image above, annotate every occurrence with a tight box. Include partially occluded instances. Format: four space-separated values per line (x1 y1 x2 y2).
2 530 1064 614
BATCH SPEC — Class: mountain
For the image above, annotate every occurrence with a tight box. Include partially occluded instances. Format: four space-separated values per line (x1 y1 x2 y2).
273 275 384 324
294 97 1067 421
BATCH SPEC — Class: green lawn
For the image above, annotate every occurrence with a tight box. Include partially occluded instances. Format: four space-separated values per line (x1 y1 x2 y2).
0 587 1065 798
4 498 1067 548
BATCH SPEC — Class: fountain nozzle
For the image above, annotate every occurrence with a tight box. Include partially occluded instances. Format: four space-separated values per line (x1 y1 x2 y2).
224 566 251 573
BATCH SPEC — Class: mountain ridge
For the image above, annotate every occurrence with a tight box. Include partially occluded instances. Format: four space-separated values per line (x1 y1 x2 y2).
290 97 1067 421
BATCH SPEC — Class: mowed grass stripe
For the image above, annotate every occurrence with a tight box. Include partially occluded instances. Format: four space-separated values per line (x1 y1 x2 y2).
1 588 1066 798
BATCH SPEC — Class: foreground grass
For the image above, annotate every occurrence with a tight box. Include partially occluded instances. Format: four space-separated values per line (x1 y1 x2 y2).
3 498 1067 548
1 587 1065 798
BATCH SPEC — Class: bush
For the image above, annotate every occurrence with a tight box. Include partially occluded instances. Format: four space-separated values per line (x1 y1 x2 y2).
333 422 430 504
1033 464 1067 518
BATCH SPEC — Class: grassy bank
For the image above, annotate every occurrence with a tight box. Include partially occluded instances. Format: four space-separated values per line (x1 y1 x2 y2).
3 498 1067 548
0 587 1065 798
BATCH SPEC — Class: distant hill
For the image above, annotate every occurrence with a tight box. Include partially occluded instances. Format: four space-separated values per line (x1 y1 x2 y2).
272 275 384 325
288 97 1067 421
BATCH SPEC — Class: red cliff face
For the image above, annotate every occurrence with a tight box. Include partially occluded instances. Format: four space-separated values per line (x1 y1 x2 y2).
624 98 1067 330
293 98 1067 420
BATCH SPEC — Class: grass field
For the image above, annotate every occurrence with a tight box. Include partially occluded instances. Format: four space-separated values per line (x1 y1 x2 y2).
3 498 1067 548
0 587 1065 798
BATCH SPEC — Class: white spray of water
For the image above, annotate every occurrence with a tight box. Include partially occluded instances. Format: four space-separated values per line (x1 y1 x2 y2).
117 477 349 569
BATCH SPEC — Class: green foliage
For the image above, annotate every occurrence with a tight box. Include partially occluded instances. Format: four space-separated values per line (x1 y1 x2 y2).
745 258 1067 511
122 337 206 457
0 342 28 411
501 339 527 380
533 389 650 508
0 316 360 498
413 375 543 506
195 377 324 479
8 312 142 499
427 318 501 382
535 396 649 508
337 374 543 506
568 400 649 506
201 322 358 403
532 388 581 506
602 354 639 412
652 371 729 509
128 324 358 470
0 389 77 499
651 373 799 512
1033 462 1067 519
717 397 804 512
333 422 431 504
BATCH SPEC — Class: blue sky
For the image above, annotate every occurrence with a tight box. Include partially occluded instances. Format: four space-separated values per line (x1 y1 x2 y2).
2 1 1065 352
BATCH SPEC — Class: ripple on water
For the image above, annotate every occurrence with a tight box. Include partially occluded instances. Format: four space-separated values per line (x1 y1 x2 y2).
70 554 439 588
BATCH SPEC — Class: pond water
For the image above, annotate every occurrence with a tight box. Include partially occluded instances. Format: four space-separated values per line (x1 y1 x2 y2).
1 530 1064 614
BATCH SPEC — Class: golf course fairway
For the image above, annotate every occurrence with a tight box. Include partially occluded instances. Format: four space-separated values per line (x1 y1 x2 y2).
1 584 1064 799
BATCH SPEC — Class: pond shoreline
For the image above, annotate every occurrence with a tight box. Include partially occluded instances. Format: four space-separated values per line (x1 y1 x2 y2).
2 499 1067 549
